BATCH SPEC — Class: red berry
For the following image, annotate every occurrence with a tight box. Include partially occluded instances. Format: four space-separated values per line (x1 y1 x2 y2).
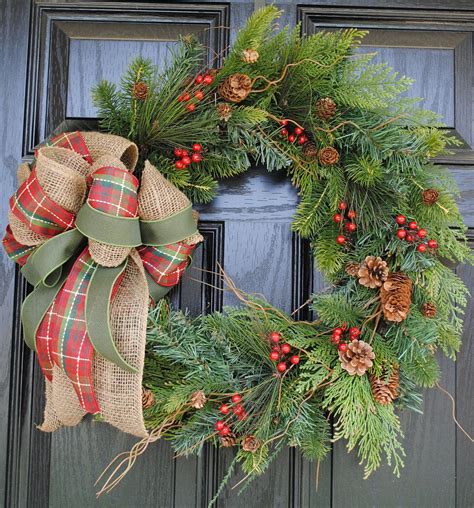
186 103 196 112
203 74 213 85
408 221 417 230
192 143 202 152
219 404 229 415
220 425 230 436
237 411 248 421
417 228 427 238
338 343 347 352
181 150 189 157
195 75 204 84
269 351 280 362
406 234 415 242
339 201 347 210
277 362 287 373
177 95 185 102
331 334 341 344
347 210 356 219
349 327 360 337
280 119 289 126
290 355 300 365
334 328 343 335
428 239 438 249
281 343 291 354
182 93 191 102
396 215 406 225
333 213 343 223
191 153 202 163
417 244 427 253
397 229 407 239
336 235 346 245
215 420 225 431
174 148 183 157
231 394 241 404
297 136 307 145
175 161 185 170
269 331 281 343
288 134 296 143
195 90 204 100
346 222 357 232
182 156 192 166
280 128 288 137
233 404 244 415
294 127 304 135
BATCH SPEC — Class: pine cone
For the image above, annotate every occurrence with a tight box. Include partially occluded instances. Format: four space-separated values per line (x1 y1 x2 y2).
142 388 155 409
422 188 440 205
190 390 207 409
358 256 389 289
421 302 437 318
318 147 339 165
370 368 399 405
302 141 318 159
316 97 336 120
217 102 233 121
339 340 375 376
380 272 412 322
220 433 236 447
133 82 148 100
345 262 361 277
217 73 252 103
242 49 259 64
241 435 261 452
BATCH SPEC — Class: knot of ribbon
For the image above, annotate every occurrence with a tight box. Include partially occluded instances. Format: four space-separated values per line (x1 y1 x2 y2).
3 131 200 414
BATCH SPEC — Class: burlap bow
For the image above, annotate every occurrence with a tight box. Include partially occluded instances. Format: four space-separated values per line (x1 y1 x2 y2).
3 131 203 436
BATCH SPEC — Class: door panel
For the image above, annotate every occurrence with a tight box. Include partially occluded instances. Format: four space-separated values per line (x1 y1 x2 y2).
1 1 473 507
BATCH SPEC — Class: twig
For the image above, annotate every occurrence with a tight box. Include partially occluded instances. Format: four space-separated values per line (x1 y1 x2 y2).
436 383 473 442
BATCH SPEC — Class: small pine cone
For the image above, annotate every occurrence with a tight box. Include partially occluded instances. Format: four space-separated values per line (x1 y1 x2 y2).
133 82 148 100
421 302 437 318
220 433 236 447
422 188 440 205
318 147 339 166
339 340 375 376
380 272 412 322
241 435 261 453
217 73 252 103
217 102 233 122
345 262 361 277
242 49 259 64
142 388 155 409
370 368 399 405
302 141 318 159
358 256 389 289
190 390 207 409
316 97 336 120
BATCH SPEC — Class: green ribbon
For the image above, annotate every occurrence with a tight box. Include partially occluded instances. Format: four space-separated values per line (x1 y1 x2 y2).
21 200 199 372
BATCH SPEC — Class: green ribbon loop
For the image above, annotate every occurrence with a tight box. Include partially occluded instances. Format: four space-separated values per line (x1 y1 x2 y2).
85 259 137 373
145 270 173 303
75 202 141 247
140 205 198 246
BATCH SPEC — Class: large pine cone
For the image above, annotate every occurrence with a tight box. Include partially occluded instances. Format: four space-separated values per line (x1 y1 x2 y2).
421 302 437 318
370 368 399 405
422 188 440 205
217 73 252 103
358 256 389 289
316 97 336 120
318 146 339 165
380 272 412 322
339 340 375 376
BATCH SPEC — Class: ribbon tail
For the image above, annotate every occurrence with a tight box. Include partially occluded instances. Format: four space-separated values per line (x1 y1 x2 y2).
85 260 138 373
144 270 173 303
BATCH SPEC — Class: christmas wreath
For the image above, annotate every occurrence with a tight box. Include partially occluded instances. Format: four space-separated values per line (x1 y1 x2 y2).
3 6 472 502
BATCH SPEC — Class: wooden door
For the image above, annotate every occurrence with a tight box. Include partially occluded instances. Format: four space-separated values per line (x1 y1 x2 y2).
1 1 473 507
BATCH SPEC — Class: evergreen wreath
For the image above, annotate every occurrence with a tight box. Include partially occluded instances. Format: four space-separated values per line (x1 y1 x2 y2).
4 6 473 502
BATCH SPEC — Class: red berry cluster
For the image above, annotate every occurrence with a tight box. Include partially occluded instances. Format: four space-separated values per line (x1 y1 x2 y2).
177 73 213 112
279 120 308 145
334 201 357 245
215 393 247 437
394 215 438 253
331 325 361 352
267 331 300 373
173 143 203 170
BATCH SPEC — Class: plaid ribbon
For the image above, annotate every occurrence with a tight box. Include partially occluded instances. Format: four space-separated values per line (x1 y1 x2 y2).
2 226 37 266
34 131 93 164
138 242 195 287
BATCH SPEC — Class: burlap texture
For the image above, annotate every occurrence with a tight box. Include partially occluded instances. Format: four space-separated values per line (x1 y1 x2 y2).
138 161 203 245
81 131 139 172
17 162 31 185
87 155 133 267
39 250 148 437
8 210 48 246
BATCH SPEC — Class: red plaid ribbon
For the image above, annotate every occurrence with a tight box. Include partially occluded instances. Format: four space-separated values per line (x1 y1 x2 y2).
36 247 100 413
34 131 93 164
138 242 195 287
2 226 37 266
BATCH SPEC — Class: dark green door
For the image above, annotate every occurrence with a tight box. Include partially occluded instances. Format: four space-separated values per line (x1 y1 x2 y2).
1 1 473 507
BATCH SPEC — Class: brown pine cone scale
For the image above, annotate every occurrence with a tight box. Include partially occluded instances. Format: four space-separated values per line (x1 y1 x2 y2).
421 302 437 318
380 272 412 322
142 388 155 409
218 73 252 103
316 97 336 120
339 340 375 376
370 368 399 405
422 188 440 205
358 256 388 289
190 390 207 409
318 146 339 165
133 82 148 100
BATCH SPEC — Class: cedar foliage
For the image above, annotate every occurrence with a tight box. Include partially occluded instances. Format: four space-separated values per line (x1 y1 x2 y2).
93 5 471 494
